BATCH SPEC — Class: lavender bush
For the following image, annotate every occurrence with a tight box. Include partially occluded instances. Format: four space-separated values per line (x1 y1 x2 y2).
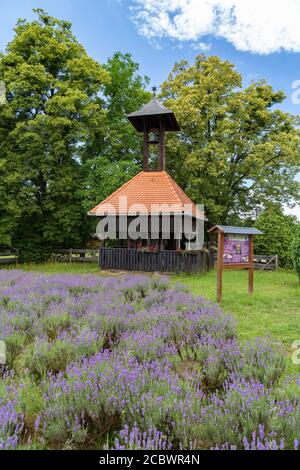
0 269 298 450
113 424 172 450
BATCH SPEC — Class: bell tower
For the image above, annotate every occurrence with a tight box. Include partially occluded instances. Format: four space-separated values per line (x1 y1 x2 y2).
127 87 180 171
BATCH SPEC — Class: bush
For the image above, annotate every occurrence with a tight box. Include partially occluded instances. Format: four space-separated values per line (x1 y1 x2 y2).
255 206 298 269
291 224 300 281
0 270 299 450
230 337 286 386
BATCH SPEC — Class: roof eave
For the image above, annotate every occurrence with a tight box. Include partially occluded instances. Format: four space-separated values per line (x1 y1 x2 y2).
208 225 263 235
89 211 206 218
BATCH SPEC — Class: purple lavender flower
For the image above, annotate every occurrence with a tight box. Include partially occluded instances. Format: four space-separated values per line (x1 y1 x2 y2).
0 270 298 450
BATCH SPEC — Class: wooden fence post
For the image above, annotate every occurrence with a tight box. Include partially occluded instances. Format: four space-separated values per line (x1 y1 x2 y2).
69 248 72 263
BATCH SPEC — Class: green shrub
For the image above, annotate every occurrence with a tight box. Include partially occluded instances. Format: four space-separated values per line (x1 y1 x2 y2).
21 339 74 379
255 206 298 269
231 337 286 386
291 224 300 281
41 314 74 340
5 333 29 367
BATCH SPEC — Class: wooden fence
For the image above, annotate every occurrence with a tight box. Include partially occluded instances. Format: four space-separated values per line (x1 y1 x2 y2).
253 254 278 271
51 249 99 263
99 247 215 273
0 248 278 272
212 253 278 271
0 250 19 264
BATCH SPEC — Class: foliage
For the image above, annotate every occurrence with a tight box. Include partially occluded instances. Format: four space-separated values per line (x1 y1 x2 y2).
0 9 109 258
160 55 300 224
254 205 298 268
0 399 24 449
1 12 299 254
80 52 150 213
291 224 300 281
0 9 149 261
0 12 152 258
0 269 299 450
113 424 172 450
198 378 300 449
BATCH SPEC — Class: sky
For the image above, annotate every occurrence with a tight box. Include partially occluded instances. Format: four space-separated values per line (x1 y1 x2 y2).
1 0 299 218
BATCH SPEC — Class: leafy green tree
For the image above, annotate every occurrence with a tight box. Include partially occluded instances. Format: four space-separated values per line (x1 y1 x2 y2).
291 224 300 280
160 55 300 224
0 9 109 259
255 205 298 268
81 52 150 212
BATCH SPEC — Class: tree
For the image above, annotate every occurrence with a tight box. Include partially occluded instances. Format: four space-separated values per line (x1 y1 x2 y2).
291 224 300 280
160 55 300 224
80 52 150 212
0 9 109 259
255 205 298 268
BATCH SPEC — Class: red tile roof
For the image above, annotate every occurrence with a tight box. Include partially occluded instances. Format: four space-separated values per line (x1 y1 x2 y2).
89 171 203 218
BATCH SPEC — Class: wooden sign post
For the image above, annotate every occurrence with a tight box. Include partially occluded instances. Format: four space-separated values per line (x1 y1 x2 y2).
208 226 263 303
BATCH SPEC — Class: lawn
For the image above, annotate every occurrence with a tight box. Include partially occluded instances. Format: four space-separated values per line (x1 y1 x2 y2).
174 270 300 343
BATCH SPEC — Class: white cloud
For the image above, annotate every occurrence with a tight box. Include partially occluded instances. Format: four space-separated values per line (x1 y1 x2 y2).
285 205 300 221
190 41 212 52
130 0 300 54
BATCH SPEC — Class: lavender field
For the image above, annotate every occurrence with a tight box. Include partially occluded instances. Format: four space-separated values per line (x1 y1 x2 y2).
0 270 299 450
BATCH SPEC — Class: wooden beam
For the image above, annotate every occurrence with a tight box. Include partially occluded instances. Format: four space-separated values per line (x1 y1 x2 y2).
216 232 224 303
223 263 251 270
158 117 165 171
143 130 149 171
248 234 254 294
143 118 149 171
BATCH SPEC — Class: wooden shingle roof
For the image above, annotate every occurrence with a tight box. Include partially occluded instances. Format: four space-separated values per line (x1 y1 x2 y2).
89 171 203 218
127 97 180 132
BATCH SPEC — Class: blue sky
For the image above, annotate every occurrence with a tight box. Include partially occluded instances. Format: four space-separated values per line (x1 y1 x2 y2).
1 0 299 216
1 0 300 113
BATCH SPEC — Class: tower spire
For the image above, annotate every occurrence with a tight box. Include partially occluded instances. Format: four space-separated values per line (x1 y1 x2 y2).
127 92 180 172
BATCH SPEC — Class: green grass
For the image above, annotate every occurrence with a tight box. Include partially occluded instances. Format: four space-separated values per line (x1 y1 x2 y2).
2 262 300 373
173 269 299 344
174 269 300 376
17 262 102 275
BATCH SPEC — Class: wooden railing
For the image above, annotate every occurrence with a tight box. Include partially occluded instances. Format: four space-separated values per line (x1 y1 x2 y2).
99 248 215 273
253 254 278 270
0 248 278 272
0 250 19 264
212 253 278 271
